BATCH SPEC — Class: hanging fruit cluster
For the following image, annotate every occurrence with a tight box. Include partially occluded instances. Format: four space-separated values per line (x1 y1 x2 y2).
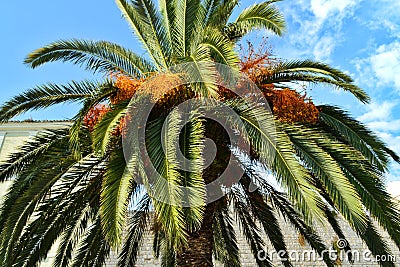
84 73 142 136
83 103 126 136
264 88 319 124
239 39 277 81
110 73 143 104
239 40 319 124
84 40 320 134
138 73 183 102
83 104 110 131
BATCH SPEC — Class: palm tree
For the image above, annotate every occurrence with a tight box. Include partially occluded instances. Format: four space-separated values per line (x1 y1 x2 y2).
0 0 399 266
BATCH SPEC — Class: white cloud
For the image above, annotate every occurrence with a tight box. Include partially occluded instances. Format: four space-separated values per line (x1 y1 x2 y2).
310 0 358 20
358 0 400 38
376 132 400 155
387 181 400 197
373 132 400 186
313 36 335 61
376 132 400 183
357 104 400 183
367 121 400 132
370 42 400 90
277 0 361 61
357 101 396 122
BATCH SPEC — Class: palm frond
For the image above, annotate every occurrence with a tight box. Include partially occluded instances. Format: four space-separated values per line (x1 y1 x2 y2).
260 60 370 103
319 105 399 169
184 0 206 53
242 183 293 267
226 1 286 40
263 72 370 104
0 80 102 122
159 0 176 55
231 186 273 267
160 239 176 267
71 217 111 267
0 128 69 181
116 0 166 68
118 194 151 267
25 39 155 77
0 152 76 265
316 134 400 250
207 0 239 28
269 190 336 267
12 189 92 267
53 206 93 267
100 148 135 248
361 218 396 267
283 124 368 233
145 114 187 249
241 173 336 267
69 82 116 159
213 206 240 267
179 110 207 232
274 60 353 82
203 0 222 26
322 203 354 262
174 60 219 97
0 153 103 266
170 0 186 57
228 99 324 222
133 0 171 66
200 28 240 67
92 100 129 156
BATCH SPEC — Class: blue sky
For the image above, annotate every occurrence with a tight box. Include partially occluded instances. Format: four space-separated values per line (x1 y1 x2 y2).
1 1 399 184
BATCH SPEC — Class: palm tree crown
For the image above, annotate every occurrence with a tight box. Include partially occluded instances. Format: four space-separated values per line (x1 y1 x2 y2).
0 0 399 266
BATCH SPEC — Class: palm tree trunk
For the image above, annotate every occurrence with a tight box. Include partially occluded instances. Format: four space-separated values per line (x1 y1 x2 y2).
176 203 215 267
176 122 228 266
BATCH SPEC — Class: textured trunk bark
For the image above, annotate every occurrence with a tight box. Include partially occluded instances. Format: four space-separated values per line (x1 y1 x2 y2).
176 204 215 267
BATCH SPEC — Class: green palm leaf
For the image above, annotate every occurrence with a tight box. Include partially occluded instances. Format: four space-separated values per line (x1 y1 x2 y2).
118 195 151 266
25 39 155 77
200 28 240 67
319 105 399 170
0 80 105 122
244 185 293 267
92 100 129 156
71 217 111 267
283 124 368 232
116 0 166 68
259 60 370 103
362 218 396 267
231 186 273 267
0 128 69 181
146 113 187 249
100 148 135 248
229 100 324 222
315 134 400 250
213 206 240 267
69 83 117 159
225 0 286 39
240 174 336 267
159 0 176 54
207 0 239 28
133 0 171 66
53 206 93 267
0 153 101 265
